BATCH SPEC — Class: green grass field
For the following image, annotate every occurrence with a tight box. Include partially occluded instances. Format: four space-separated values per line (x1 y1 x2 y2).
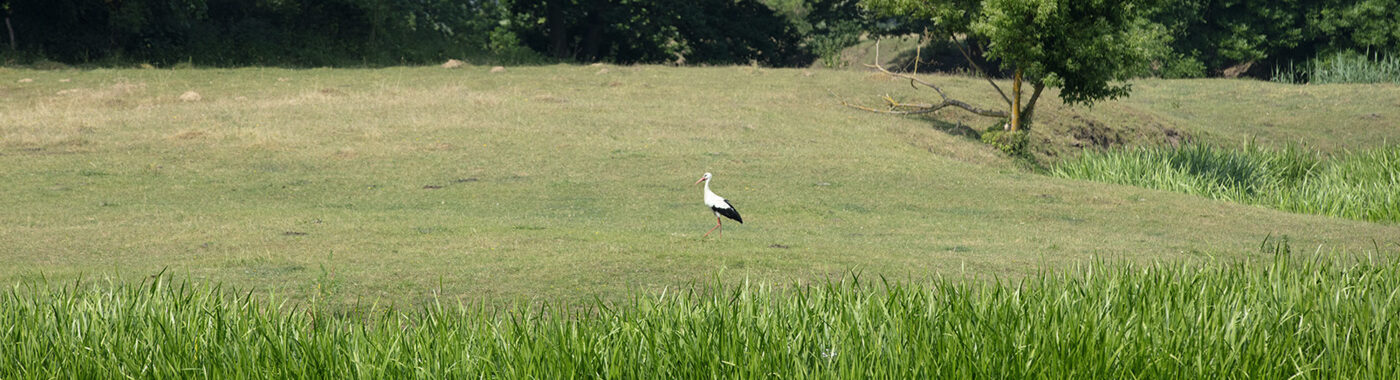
3 64 1400 306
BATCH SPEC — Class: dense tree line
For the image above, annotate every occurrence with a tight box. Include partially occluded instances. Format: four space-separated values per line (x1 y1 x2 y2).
1141 0 1400 78
505 0 808 65
1 0 516 66
0 0 1395 74
0 0 831 67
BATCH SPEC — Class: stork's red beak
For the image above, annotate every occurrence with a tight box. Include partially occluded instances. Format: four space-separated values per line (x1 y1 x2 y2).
694 177 706 185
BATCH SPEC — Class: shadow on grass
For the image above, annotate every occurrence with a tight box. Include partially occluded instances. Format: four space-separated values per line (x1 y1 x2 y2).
924 118 983 140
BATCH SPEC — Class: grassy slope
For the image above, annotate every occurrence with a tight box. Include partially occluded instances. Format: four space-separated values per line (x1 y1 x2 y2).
1125 79 1400 150
834 38 1400 158
1 65 1397 304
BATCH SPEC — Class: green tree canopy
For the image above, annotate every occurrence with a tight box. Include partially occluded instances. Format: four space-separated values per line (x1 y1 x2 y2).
1313 0 1400 53
861 0 1158 132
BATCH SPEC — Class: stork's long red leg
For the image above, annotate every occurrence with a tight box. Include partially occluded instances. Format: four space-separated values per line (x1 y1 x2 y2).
703 217 722 238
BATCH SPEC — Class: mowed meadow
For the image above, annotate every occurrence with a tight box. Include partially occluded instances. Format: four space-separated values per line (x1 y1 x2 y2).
3 65 1400 306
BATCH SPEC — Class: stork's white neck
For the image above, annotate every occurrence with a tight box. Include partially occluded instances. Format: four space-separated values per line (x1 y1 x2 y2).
702 178 722 202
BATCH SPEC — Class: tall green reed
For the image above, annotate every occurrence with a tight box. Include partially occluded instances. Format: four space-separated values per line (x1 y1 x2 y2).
4 246 1399 378
1052 143 1399 223
1272 51 1400 84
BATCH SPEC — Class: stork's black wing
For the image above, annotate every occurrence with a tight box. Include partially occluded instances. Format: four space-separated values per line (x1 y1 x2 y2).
712 200 742 224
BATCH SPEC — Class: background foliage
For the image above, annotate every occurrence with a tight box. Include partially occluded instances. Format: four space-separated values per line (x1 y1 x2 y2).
1138 0 1400 78
0 0 1395 74
506 0 810 66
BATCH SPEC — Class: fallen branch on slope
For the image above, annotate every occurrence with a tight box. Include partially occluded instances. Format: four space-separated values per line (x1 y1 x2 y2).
838 39 1009 119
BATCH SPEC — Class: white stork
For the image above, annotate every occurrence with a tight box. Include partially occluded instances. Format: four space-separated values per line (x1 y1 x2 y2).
694 172 742 237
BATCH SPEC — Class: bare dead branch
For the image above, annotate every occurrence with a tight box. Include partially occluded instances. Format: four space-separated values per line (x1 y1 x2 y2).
914 28 924 78
831 89 929 114
830 89 1009 118
874 39 880 67
949 33 1012 107
847 102 944 115
834 37 1011 121
864 63 950 100
921 99 1009 118
865 38 948 98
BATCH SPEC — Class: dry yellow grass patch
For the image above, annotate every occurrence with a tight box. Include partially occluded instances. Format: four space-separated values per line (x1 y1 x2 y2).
531 94 567 103
333 147 358 159
230 127 291 150
52 81 146 100
863 72 899 82
360 126 384 139
168 129 208 140
465 92 503 107
258 90 349 107
0 124 94 151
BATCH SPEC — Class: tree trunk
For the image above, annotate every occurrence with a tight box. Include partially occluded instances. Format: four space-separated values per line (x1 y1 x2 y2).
546 0 570 59
580 11 603 61
1021 83 1046 131
1010 68 1023 131
5 17 14 51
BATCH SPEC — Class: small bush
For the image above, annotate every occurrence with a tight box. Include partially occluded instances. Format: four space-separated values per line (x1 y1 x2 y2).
981 125 1030 158
810 21 862 68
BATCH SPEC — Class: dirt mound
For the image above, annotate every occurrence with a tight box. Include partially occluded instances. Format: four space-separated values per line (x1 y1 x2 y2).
1028 107 1195 163
1068 116 1125 149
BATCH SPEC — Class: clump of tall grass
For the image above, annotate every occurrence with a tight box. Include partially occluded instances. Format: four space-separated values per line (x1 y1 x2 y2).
1052 143 1400 223
1272 51 1400 84
4 247 1400 378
